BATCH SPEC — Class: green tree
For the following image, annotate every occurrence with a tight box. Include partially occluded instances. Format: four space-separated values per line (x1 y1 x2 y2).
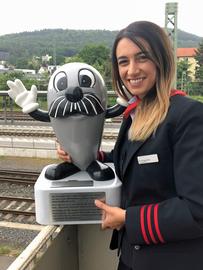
65 55 84 64
0 71 48 91
195 40 203 81
78 44 110 66
79 45 111 78
177 59 192 90
27 56 41 72
66 44 112 89
0 71 24 90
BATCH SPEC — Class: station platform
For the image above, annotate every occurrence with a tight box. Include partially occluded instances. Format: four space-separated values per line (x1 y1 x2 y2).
0 125 116 159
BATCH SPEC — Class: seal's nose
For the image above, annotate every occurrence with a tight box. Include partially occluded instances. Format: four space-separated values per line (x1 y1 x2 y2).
65 87 83 102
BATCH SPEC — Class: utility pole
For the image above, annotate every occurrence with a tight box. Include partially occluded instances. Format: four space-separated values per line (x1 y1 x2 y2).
53 40 57 69
165 2 178 88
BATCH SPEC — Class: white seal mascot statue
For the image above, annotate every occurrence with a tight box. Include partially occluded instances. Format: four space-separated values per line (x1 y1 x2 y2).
7 62 126 181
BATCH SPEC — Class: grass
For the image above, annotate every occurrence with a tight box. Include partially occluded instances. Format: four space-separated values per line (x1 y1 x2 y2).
0 244 22 257
190 95 203 103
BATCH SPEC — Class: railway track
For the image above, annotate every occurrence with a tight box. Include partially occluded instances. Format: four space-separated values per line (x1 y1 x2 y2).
0 111 123 123
0 129 119 140
0 130 119 139
0 169 39 185
0 111 122 140
0 111 35 121
0 196 35 216
0 195 36 223
0 169 38 223
0 125 120 140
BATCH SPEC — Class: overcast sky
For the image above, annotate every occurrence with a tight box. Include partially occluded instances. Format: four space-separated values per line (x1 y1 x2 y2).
1 0 202 37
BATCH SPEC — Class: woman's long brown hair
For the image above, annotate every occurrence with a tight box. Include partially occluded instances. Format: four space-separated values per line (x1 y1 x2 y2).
112 21 175 141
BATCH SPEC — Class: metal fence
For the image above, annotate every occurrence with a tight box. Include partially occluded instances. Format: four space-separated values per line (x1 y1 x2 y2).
0 91 117 124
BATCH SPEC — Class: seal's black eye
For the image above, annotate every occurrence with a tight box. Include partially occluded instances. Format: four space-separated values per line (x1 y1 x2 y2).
79 69 95 88
54 71 68 91
80 75 91 87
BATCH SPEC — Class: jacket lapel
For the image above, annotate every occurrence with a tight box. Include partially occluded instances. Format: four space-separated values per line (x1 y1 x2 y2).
122 139 145 177
113 116 146 180
113 117 131 179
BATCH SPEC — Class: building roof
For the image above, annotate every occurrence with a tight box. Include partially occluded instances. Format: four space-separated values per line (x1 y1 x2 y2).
177 48 197 57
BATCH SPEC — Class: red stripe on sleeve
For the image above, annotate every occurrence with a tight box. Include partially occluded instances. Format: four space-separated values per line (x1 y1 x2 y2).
147 204 158 244
154 204 165 243
100 151 104 162
140 205 150 245
97 151 104 162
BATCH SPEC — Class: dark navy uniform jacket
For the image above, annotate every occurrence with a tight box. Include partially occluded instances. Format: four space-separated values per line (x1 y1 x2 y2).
102 94 203 270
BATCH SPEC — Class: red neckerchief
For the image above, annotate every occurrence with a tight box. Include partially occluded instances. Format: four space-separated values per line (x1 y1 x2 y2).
123 96 141 119
170 89 186 97
123 89 186 119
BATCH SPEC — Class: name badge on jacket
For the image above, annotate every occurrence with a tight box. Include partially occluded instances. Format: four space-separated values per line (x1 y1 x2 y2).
137 154 159 164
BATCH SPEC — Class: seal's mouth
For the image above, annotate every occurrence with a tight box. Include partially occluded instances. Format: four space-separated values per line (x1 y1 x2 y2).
48 93 105 118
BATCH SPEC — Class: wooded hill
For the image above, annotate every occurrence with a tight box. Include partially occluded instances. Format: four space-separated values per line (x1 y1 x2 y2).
0 28 202 66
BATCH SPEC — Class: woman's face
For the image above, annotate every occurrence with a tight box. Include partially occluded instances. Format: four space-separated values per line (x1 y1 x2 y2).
116 38 157 98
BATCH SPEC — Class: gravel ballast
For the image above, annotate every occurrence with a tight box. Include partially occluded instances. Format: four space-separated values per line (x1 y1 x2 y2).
0 156 59 249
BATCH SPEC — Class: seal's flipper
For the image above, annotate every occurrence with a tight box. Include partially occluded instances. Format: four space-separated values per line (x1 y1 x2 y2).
45 162 80 180
86 160 115 181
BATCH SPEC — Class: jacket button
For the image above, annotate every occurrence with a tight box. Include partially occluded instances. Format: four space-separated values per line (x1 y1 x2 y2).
134 245 140 250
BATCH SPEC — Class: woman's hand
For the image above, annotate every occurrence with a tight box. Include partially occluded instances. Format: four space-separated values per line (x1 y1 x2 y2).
95 199 126 230
56 143 72 163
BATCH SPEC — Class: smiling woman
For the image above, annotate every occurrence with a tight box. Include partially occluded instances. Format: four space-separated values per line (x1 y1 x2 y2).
92 21 203 270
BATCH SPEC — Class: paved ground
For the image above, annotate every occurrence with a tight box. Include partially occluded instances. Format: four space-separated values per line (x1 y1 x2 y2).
0 255 16 270
0 155 60 171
